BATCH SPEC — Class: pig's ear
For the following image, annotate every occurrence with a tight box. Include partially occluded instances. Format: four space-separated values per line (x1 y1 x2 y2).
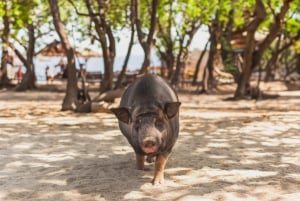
111 107 131 124
164 102 181 119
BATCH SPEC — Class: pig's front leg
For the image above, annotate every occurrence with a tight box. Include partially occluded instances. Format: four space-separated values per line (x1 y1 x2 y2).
136 153 145 170
152 154 168 185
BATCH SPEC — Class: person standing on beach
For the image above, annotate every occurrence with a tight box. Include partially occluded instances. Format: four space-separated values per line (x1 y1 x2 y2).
16 66 23 83
55 58 67 79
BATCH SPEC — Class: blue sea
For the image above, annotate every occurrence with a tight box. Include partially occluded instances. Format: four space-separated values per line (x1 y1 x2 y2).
34 54 161 82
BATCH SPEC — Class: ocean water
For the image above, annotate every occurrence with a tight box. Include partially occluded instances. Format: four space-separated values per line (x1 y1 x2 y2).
34 54 160 82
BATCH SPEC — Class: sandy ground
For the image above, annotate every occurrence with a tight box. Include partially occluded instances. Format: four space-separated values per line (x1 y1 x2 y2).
0 84 300 201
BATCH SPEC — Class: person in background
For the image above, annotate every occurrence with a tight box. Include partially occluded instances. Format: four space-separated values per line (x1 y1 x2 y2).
77 63 90 104
77 63 87 79
61 60 68 79
16 66 23 83
55 58 67 79
45 65 54 83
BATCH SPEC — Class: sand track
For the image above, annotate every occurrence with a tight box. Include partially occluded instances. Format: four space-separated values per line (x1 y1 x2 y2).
0 89 299 201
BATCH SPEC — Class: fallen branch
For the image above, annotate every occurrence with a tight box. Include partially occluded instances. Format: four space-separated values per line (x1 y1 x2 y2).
93 88 125 102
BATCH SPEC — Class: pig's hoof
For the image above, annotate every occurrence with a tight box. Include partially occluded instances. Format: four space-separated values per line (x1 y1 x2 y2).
152 177 164 185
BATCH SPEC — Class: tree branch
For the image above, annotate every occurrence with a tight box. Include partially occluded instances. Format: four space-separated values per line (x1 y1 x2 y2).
258 0 293 53
9 43 27 66
68 0 100 17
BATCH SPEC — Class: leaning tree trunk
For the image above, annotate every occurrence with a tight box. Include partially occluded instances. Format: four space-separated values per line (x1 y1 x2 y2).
49 0 78 111
192 39 209 85
114 1 135 89
115 25 135 89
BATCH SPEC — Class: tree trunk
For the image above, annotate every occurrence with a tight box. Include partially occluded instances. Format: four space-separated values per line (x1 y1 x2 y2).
220 9 234 70
0 0 10 86
297 53 300 74
49 0 78 111
251 0 293 75
156 21 175 79
155 0 175 79
205 20 219 91
114 27 134 89
254 0 293 68
234 0 266 99
171 21 201 85
15 24 36 91
264 35 281 82
134 0 158 74
171 46 184 85
115 2 135 89
234 0 292 99
234 33 257 98
162 53 175 79
192 40 209 85
84 0 115 93
200 67 209 93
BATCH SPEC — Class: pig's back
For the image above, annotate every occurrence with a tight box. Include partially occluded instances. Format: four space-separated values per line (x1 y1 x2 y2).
120 74 178 107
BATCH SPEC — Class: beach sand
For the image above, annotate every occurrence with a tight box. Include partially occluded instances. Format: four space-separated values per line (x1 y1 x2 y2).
0 84 299 201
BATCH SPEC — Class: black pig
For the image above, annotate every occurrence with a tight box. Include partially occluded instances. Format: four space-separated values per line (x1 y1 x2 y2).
111 74 180 185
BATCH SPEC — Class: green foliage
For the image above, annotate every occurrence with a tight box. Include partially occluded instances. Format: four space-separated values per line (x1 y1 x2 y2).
155 0 214 55
293 40 300 54
108 0 131 29
0 0 298 78
139 0 152 28
68 0 131 43
284 1 300 35
11 0 41 29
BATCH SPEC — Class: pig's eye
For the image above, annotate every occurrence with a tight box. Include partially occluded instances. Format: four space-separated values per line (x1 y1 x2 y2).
155 119 164 130
134 119 142 130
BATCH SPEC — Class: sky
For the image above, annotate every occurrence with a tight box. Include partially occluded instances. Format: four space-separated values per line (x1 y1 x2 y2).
9 25 210 82
115 25 210 57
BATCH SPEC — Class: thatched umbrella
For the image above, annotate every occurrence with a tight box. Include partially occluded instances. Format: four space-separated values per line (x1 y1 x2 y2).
35 40 102 58
35 40 65 57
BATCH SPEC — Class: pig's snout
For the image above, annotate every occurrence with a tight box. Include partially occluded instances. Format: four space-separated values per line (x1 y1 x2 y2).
142 137 158 154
